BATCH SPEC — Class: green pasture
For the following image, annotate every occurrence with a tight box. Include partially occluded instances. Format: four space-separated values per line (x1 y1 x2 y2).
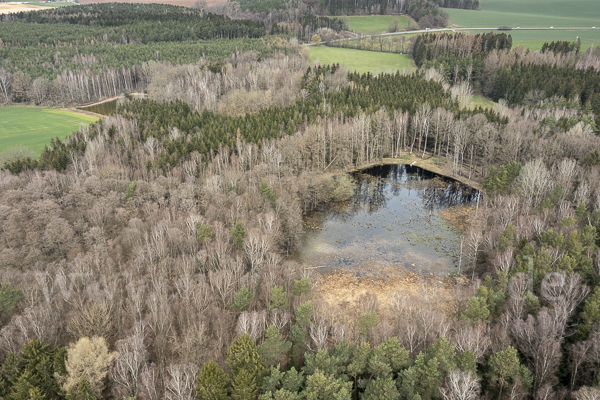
446 0 600 50
0 107 97 156
449 29 600 51
446 0 600 28
309 46 416 74
342 15 412 34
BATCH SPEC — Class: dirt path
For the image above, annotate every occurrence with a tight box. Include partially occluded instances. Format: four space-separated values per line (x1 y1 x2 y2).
78 95 120 108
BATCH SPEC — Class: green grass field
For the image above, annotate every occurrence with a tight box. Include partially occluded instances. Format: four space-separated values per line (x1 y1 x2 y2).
342 15 412 34
446 0 600 49
0 107 97 156
455 29 600 51
470 95 496 110
309 46 416 74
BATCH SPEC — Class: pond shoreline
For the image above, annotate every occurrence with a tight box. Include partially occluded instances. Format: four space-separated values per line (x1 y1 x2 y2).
348 154 483 191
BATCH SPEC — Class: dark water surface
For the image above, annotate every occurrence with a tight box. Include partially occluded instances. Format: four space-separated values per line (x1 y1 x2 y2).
300 164 479 277
78 99 118 116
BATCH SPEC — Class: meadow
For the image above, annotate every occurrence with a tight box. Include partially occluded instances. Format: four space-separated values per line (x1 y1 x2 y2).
470 95 496 110
445 0 600 49
309 46 416 74
342 15 412 34
0 107 97 155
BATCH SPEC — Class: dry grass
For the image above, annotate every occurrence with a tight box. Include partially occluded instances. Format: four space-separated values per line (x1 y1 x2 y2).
314 270 470 318
0 3 51 14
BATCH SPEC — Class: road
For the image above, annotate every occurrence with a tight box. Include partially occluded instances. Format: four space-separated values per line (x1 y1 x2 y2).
308 26 598 46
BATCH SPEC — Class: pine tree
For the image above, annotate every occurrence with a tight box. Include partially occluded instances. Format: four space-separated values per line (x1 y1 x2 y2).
488 346 529 398
268 287 288 311
197 360 230 400
233 286 255 312
227 334 266 400
302 369 352 400
231 368 260 400
0 283 24 324
362 377 400 400
578 286 600 339
260 326 292 368
231 221 246 249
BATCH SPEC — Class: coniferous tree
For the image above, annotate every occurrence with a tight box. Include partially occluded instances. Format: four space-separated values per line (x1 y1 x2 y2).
197 361 230 400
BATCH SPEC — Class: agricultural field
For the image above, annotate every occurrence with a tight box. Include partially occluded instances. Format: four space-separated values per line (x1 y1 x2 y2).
79 0 224 5
342 15 413 34
460 29 600 51
0 107 97 156
309 46 416 74
445 0 600 49
0 1 73 14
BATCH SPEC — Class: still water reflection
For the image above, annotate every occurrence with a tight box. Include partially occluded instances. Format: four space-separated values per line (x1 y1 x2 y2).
301 164 479 277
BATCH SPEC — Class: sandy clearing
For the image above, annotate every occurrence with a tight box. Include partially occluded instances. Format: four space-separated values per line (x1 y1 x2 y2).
0 3 53 14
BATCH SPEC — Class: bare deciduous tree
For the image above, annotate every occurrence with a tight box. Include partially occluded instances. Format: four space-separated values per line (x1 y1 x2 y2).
164 363 199 400
440 370 481 400
111 330 148 399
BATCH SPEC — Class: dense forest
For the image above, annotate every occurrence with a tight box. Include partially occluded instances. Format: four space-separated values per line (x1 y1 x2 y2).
1 4 600 399
414 33 600 128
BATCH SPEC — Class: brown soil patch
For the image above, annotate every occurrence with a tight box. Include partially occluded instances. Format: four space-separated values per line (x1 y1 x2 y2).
0 4 53 14
80 0 226 6
314 270 469 317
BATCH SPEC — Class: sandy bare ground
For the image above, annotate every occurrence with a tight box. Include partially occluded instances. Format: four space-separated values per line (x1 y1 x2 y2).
80 0 226 7
0 3 53 14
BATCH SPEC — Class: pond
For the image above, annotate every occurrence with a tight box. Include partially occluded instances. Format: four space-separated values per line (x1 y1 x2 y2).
300 164 479 277
78 98 118 116
77 93 145 116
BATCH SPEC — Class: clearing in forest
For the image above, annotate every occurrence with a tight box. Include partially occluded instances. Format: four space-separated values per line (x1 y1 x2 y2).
0 107 98 156
309 46 416 74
